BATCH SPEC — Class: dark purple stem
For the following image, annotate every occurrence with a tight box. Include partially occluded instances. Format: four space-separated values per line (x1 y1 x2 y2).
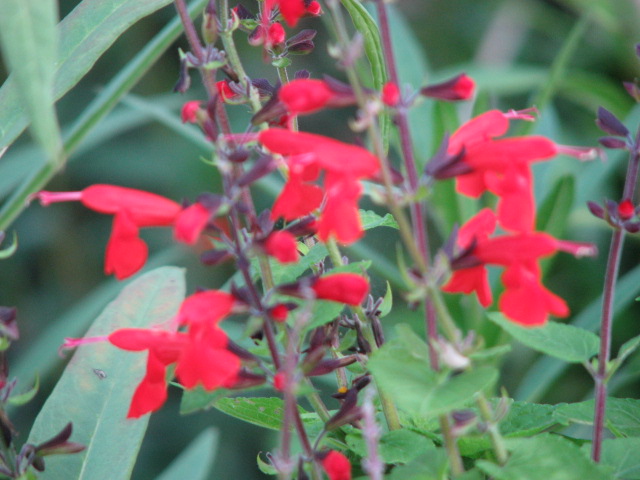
173 0 233 135
374 0 438 368
592 133 640 461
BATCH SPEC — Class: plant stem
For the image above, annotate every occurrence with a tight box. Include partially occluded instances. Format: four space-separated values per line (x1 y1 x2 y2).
592 130 640 461
476 393 508 465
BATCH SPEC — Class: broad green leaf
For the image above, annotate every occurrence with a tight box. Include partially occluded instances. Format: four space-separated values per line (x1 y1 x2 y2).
0 0 62 162
360 210 399 230
385 449 449 480
554 398 640 438
180 387 231 416
27 266 186 480
489 313 599 364
271 242 328 285
499 401 567 437
516 264 640 401
477 434 612 480
598 437 640 479
369 329 497 418
155 428 218 480
0 0 175 152
346 429 433 464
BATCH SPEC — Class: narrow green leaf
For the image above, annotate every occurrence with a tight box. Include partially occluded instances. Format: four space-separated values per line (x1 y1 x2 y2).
477 434 612 480
0 0 175 152
489 313 599 364
0 231 17 259
257 453 278 475
616 334 640 368
340 0 386 89
0 0 63 162
7 374 39 407
155 428 218 480
26 266 186 480
536 175 575 239
180 387 231 416
378 281 393 317
598 437 640 479
213 397 308 431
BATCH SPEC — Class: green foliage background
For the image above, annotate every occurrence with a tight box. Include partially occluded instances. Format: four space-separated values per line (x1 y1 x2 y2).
1 0 640 478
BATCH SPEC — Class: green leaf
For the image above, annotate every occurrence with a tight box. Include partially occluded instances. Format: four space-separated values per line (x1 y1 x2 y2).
499 401 567 437
180 387 231 415
257 453 278 475
489 313 599 364
271 242 328 285
7 374 39 407
346 429 433 464
385 449 449 480
340 0 386 89
615 334 640 370
378 281 393 318
0 0 63 162
0 0 175 153
155 428 218 480
554 398 640 438
214 397 289 431
360 210 399 230
516 264 640 401
368 327 497 418
598 437 640 479
0 231 17 259
477 434 612 480
536 175 575 240
26 266 186 480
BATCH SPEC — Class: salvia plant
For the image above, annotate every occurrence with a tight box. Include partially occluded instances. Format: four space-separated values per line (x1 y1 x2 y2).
0 0 639 479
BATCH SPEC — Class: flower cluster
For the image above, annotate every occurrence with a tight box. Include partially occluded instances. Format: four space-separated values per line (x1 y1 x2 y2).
439 111 597 325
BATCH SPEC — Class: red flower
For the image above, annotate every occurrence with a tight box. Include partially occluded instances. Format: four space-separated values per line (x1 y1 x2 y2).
181 101 201 123
443 209 596 326
381 81 401 106
320 450 352 480
312 273 369 306
448 110 557 232
108 290 241 417
265 0 319 27
268 22 286 45
278 79 356 115
421 73 475 101
216 80 241 103
259 129 379 243
36 185 212 279
263 230 300 263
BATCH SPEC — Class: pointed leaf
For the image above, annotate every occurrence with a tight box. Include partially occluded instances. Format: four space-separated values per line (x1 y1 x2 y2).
489 313 599 364
0 0 62 162
0 0 175 152
155 428 218 480
598 437 640 479
554 398 640 438
26 267 186 480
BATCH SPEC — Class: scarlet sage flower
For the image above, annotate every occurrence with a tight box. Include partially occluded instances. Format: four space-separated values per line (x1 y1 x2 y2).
320 450 352 480
443 209 596 326
278 78 356 115
262 230 300 263
312 273 369 306
447 110 557 232
107 290 241 417
36 185 212 280
259 129 379 243
421 73 475 101
265 0 320 27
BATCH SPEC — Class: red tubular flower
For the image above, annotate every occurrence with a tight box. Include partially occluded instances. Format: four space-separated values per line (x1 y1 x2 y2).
108 290 241 417
421 73 475 101
443 209 597 326
278 79 356 115
448 110 558 232
263 230 300 263
320 450 352 480
312 273 369 306
259 129 379 244
381 81 401 106
216 80 241 103
181 101 202 123
36 185 213 279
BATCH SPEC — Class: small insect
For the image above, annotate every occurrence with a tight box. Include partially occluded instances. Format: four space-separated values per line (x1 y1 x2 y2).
92 368 107 380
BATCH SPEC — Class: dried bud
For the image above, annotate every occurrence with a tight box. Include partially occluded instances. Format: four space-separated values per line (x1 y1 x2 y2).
325 388 362 430
201 0 219 44
598 136 628 150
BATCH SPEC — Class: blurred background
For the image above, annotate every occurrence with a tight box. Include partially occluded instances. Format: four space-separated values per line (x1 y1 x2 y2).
1 0 640 478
